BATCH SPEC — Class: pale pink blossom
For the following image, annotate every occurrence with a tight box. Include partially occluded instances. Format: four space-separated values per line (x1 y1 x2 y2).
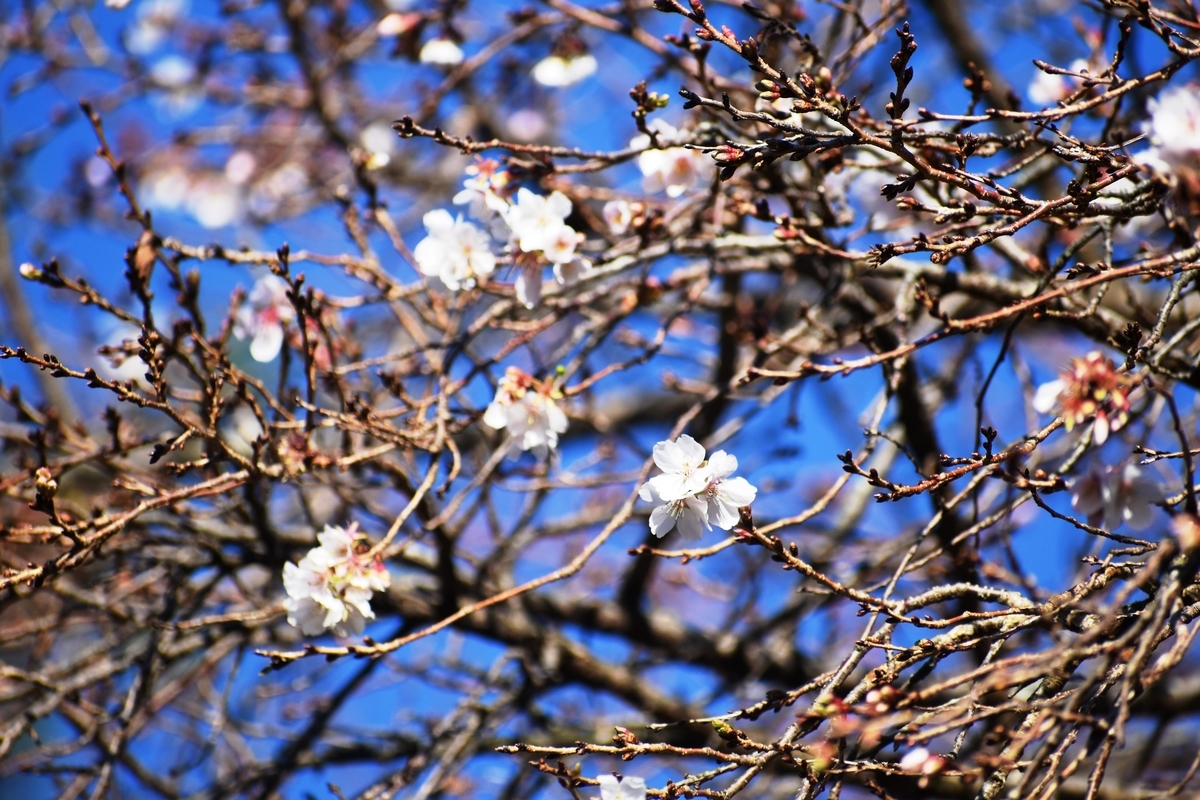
283 522 391 637
631 120 713 198
234 275 295 362
483 367 569 454
532 53 598 87
1069 462 1165 531
1136 84 1200 174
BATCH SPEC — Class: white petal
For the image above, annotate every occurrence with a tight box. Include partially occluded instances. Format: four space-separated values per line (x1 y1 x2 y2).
648 505 677 537
706 450 738 480
719 476 758 507
618 777 646 800
676 499 710 540
483 401 509 431
249 323 284 362
1033 380 1064 414
597 776 620 800
515 265 543 308
707 497 740 530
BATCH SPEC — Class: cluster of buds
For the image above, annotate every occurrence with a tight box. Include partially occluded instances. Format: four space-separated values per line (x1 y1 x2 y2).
483 367 569 454
1034 352 1140 444
283 523 391 637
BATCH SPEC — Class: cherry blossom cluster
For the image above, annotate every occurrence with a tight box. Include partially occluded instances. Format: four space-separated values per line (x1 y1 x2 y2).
483 367 569 454
283 523 391 637
1034 351 1140 444
638 435 758 540
414 159 593 308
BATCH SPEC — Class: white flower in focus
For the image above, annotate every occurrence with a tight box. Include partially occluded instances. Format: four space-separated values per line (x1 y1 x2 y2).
603 199 635 235
1137 84 1200 174
597 775 647 800
639 435 758 539
283 522 391 637
414 209 496 291
631 119 713 198
505 188 572 253
483 367 569 453
639 480 710 540
644 434 712 501
419 37 463 66
700 450 759 529
234 274 294 363
532 53 598 87
1069 462 1165 531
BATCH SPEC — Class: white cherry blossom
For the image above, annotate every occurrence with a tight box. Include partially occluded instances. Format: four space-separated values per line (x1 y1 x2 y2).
603 199 635 235
639 480 710 540
532 53 598 87
283 522 391 637
414 209 496 291
505 188 572 252
597 775 646 800
453 159 511 226
1136 84 1200 174
631 119 713 198
483 367 569 453
639 435 758 539
1069 462 1165 531
700 451 759 529
234 275 295 362
419 37 463 66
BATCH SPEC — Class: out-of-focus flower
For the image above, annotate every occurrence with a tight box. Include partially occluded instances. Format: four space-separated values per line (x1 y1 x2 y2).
414 209 496 291
603 199 636 235
505 188 572 252
596 775 646 800
107 0 133 8
419 36 463 66
506 108 549 141
234 275 295 363
483 367 569 454
361 121 397 170
453 158 511 225
125 0 187 54
224 151 257 185
639 435 757 539
1027 59 1090 106
898 748 946 786
283 522 391 637
187 176 243 229
631 119 713 198
532 53 597 87
1069 461 1165 530
1033 352 1140 444
1136 84 1200 175
19 262 42 280
376 12 420 37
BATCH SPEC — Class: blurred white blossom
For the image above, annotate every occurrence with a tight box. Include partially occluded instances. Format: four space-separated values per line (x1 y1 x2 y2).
596 775 646 800
419 37 463 66
414 210 496 291
283 522 391 637
1137 83 1200 174
1027 59 1089 106
1069 461 1165 531
483 367 568 454
532 53 597 87
603 199 635 235
505 188 572 252
234 275 294 363
631 120 713 198
126 0 187 54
